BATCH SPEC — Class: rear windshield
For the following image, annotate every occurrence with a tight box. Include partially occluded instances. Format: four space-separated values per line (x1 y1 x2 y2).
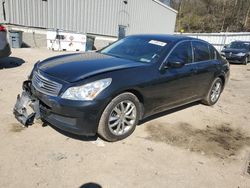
100 37 168 63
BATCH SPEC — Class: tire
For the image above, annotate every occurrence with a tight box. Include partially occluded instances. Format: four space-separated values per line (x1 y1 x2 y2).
202 77 223 106
98 92 140 142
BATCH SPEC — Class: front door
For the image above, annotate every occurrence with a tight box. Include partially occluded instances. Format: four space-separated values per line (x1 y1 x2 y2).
148 41 197 114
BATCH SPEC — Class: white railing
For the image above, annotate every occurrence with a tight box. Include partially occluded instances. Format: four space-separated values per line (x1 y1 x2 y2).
176 32 250 51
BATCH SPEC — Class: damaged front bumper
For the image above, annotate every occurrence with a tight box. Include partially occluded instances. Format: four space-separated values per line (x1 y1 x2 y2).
13 79 107 136
13 81 40 126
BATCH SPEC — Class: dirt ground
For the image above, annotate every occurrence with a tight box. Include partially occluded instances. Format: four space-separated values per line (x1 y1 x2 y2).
0 48 250 188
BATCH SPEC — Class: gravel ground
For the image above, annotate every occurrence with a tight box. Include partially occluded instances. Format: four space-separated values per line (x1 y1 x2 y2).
0 48 250 188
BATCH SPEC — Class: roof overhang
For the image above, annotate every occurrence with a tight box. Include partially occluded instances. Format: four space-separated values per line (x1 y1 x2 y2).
152 0 178 14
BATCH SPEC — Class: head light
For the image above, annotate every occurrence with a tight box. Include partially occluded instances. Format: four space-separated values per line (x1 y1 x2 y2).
236 52 246 56
220 51 225 56
61 78 112 101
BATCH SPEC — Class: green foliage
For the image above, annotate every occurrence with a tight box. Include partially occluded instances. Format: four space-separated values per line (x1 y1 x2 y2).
171 0 250 32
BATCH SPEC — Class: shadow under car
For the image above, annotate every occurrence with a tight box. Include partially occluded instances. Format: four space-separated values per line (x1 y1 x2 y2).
0 57 25 69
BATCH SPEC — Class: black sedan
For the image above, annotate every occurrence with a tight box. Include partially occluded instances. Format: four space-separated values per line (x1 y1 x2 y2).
14 35 230 141
221 41 250 65
0 24 11 58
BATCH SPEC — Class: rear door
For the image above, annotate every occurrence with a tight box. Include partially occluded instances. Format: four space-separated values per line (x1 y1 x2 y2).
192 41 218 97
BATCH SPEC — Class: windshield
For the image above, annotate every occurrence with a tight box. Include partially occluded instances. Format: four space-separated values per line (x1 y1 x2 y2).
100 37 168 63
228 42 250 50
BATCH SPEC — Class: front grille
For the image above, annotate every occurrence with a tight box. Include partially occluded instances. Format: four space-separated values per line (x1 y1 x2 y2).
32 71 62 96
225 52 237 56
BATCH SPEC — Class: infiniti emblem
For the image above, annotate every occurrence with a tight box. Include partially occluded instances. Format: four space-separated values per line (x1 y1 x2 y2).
38 81 44 88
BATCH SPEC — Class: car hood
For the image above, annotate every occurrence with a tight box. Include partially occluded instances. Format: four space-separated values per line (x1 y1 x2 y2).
37 52 146 83
221 48 247 53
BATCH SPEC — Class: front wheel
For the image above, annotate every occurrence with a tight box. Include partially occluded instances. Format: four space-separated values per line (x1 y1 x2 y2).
98 92 140 142
243 56 248 65
202 78 223 106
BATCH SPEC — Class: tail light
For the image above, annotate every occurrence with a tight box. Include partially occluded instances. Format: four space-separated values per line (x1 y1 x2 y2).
0 25 6 32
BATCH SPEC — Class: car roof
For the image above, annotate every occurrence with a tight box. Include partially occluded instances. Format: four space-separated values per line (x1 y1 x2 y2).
127 34 204 43
231 40 250 43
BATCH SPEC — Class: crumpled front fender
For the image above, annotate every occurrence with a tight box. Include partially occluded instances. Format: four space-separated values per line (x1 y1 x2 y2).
13 80 40 126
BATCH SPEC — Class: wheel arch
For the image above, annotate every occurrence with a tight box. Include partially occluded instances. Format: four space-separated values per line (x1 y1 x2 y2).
214 69 226 89
113 88 145 120
218 75 225 87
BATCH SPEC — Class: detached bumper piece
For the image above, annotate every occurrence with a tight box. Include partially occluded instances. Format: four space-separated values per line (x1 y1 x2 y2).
13 81 40 126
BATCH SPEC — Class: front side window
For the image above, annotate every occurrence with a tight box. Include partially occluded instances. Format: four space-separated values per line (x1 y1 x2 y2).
100 37 168 63
167 41 192 64
193 41 210 62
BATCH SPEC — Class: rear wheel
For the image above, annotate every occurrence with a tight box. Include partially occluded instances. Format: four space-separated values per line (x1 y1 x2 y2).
98 92 140 142
202 78 223 106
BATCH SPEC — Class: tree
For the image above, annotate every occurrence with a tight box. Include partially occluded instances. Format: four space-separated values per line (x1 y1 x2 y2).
171 0 250 32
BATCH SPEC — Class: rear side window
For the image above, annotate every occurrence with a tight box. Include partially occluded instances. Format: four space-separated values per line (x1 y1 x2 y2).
209 45 217 60
167 41 192 64
193 41 210 62
216 50 223 61
209 45 224 61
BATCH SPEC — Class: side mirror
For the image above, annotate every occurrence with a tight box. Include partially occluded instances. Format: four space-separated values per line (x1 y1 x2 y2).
167 61 185 68
224 45 228 49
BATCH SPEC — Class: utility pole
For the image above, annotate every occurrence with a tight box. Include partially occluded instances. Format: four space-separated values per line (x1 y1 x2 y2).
244 2 250 29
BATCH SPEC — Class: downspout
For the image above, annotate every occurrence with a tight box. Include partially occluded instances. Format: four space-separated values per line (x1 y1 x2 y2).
2 0 6 21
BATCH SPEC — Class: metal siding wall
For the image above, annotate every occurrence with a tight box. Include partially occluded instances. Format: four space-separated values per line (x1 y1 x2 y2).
0 0 4 22
45 0 121 36
127 0 177 35
3 0 177 36
4 0 47 27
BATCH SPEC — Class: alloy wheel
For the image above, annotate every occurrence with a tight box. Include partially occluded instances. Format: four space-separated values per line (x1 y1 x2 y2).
108 100 137 136
210 82 222 103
